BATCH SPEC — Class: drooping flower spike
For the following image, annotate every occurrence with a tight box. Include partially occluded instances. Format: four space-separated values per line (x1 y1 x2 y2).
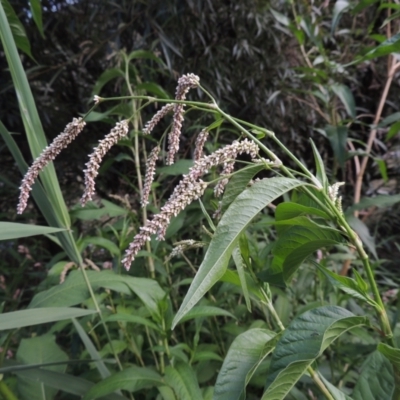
17 117 86 214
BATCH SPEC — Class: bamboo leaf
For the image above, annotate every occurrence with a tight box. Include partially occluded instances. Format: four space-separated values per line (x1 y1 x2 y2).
0 222 66 241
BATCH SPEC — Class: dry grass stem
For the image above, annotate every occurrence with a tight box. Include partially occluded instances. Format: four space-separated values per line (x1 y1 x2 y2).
81 120 129 206
17 117 86 214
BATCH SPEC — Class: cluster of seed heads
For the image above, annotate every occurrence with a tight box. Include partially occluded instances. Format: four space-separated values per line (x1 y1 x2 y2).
16 73 261 273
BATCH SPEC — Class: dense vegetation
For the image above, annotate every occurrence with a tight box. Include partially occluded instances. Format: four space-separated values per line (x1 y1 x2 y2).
1 0 400 399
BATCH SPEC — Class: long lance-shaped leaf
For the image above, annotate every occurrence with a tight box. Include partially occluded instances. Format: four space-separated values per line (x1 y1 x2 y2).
214 328 278 400
172 177 305 328
262 306 369 400
0 308 96 331
0 3 81 263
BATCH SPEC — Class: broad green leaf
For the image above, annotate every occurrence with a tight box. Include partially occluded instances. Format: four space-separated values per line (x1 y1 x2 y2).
72 319 110 379
315 262 376 306
158 386 178 400
232 246 252 312
270 222 343 283
12 367 124 400
378 343 400 370
29 0 44 37
127 49 167 64
325 125 349 169
275 202 330 221
83 366 163 400
17 335 68 400
220 164 264 213
0 222 66 241
0 307 95 331
29 270 165 319
352 351 394 400
179 306 236 323
1 0 32 57
172 178 304 328
332 1 350 34
310 138 328 189
214 328 277 400
164 362 202 400
262 306 368 399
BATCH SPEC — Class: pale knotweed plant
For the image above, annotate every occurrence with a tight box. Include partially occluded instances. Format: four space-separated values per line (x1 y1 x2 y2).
17 117 86 214
142 103 175 135
167 73 200 165
141 145 160 207
193 128 209 161
214 160 235 197
122 139 259 269
81 120 129 206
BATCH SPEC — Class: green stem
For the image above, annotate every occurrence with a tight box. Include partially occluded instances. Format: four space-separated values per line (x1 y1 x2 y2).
0 381 17 400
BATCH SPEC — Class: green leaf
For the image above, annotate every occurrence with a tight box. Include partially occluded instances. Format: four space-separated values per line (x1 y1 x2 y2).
0 222 66 241
72 319 110 379
164 362 202 400
352 0 379 14
386 120 400 140
80 236 120 257
29 0 44 37
220 269 263 300
378 111 400 128
378 343 400 370
220 164 264 213
352 351 394 400
104 314 162 333
83 366 163 400
214 328 277 400
315 262 376 306
92 68 125 95
1 0 33 58
262 306 368 399
0 307 96 331
332 1 350 34
136 82 170 99
270 222 343 283
179 306 236 323
325 125 349 169
16 335 68 400
172 178 305 328
363 33 400 60
29 270 165 319
310 138 328 189
275 202 330 220
232 246 252 312
12 367 125 400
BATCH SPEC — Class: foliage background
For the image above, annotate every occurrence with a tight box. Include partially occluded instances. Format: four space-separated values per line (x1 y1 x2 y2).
1 0 400 399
